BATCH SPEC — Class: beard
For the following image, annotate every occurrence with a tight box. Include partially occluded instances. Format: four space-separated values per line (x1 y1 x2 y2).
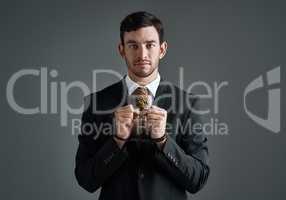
126 59 159 78
132 66 157 77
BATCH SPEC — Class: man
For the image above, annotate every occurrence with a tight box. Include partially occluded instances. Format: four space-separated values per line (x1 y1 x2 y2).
75 11 209 200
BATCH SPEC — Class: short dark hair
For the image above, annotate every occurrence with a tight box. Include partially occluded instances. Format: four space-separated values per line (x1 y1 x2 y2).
120 11 164 44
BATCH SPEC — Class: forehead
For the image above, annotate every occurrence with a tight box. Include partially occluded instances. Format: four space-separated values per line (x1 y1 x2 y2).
123 26 160 44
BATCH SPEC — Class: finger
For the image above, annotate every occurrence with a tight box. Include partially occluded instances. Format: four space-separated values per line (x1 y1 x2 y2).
117 104 134 112
147 111 166 118
116 108 135 115
133 108 140 115
149 107 166 114
119 109 139 118
148 117 166 124
125 104 134 112
147 114 163 120
147 120 161 130
132 117 139 123
133 112 139 119
118 118 133 125
115 110 133 116
118 114 134 119
150 105 165 111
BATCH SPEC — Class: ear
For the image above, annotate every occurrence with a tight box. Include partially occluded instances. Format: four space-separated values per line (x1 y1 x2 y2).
118 43 125 58
159 41 168 59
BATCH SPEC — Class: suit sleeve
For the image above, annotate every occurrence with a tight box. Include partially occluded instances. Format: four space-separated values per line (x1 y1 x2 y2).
74 95 128 193
153 96 210 194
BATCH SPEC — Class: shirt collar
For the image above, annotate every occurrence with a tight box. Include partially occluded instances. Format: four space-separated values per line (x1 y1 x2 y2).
125 73 161 97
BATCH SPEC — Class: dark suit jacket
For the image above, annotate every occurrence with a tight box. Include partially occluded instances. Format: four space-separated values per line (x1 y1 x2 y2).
74 77 210 200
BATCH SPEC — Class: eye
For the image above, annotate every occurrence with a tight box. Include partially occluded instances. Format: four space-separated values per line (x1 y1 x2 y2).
128 44 138 49
146 43 155 49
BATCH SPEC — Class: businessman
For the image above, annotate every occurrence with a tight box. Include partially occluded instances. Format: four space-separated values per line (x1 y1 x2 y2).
75 11 210 200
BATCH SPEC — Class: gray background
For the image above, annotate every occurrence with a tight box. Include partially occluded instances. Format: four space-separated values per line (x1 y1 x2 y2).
1 0 285 199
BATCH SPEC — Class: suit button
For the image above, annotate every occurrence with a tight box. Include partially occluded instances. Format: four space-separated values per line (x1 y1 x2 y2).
139 173 144 179
138 169 144 179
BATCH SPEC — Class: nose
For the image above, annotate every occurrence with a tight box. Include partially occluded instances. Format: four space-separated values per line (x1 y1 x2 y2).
137 45 148 60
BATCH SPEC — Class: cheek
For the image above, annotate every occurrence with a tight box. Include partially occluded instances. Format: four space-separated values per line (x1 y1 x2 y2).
124 52 135 61
150 52 161 62
150 49 161 58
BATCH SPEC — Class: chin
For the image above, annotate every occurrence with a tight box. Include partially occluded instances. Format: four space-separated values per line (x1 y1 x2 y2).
128 64 157 78
134 71 152 78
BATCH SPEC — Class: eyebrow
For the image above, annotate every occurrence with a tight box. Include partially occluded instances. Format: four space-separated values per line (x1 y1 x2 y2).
125 40 157 44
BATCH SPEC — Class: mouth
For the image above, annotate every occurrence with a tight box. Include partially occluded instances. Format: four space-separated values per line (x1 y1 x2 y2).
134 62 151 66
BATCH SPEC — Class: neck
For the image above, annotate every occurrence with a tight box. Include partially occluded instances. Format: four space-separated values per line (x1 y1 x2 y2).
128 70 158 86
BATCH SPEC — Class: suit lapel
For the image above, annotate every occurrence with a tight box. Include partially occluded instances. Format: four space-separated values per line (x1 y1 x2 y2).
112 77 129 108
153 78 173 111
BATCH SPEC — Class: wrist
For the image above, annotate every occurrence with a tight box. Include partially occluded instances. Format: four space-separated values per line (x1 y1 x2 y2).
113 136 127 149
155 136 167 150
114 134 128 141
151 133 167 143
